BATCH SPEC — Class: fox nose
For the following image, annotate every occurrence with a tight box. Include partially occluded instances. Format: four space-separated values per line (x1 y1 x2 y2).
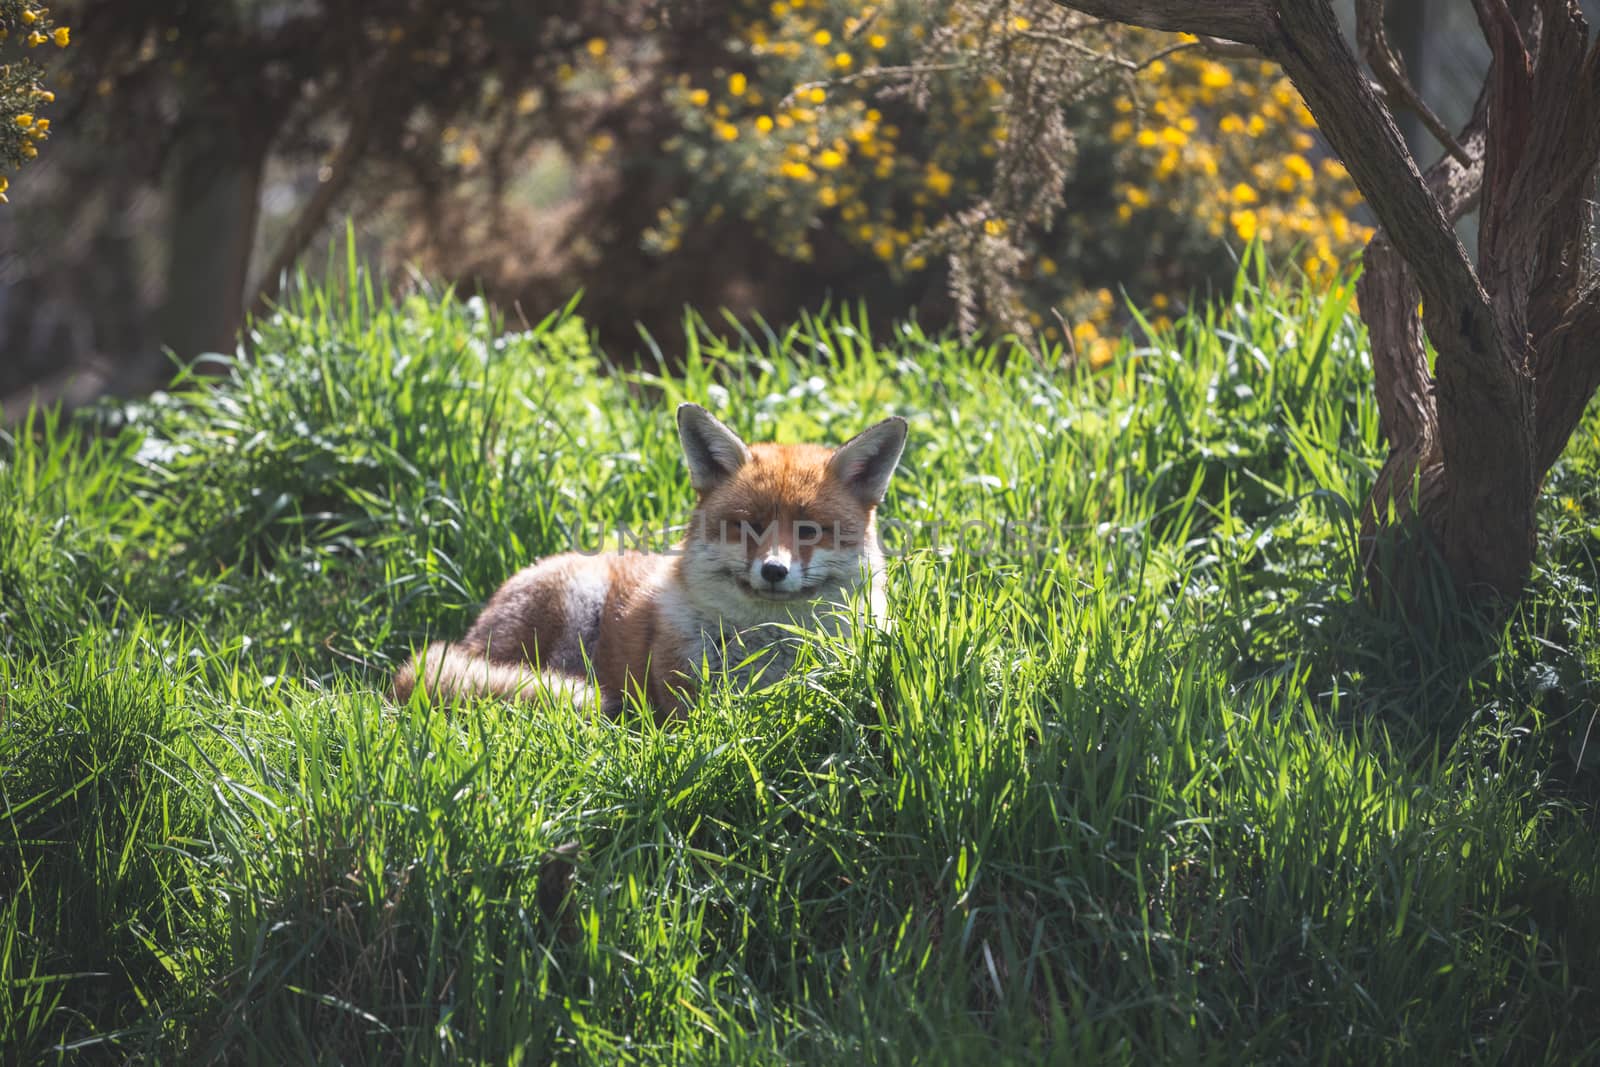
760 560 789 585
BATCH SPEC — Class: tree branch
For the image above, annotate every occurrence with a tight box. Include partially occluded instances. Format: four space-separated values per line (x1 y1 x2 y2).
1355 0 1470 164
249 122 371 320
1357 99 1487 453
1042 0 1279 49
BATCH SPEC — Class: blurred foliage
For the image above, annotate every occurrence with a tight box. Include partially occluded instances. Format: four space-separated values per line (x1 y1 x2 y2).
2 1 1377 395
636 0 1374 355
0 0 69 197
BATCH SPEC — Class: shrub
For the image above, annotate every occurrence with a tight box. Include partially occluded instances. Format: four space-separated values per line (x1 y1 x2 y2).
0 0 68 198
641 1 1372 351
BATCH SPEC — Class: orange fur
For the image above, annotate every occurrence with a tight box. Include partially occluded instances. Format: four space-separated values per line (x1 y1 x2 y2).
392 406 906 717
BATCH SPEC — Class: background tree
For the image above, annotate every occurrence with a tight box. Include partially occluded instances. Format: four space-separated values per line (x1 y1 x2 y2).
2 0 638 399
1048 0 1600 608
4 0 1374 408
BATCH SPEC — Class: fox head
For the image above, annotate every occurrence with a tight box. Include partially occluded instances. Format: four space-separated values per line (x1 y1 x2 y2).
676 404 907 625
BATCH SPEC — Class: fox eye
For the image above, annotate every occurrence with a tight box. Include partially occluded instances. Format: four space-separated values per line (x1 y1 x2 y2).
794 520 825 542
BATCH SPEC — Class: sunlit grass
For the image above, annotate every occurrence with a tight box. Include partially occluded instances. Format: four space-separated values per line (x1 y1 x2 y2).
2 249 1597 1062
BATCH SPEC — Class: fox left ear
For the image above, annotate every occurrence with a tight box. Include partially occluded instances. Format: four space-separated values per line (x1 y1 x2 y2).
678 403 752 492
828 416 907 506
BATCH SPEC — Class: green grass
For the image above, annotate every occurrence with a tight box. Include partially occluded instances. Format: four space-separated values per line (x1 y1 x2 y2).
3 251 1599 1063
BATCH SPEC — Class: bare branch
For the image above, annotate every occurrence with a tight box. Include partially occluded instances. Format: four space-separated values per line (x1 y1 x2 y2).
1355 0 1470 164
1043 0 1278 49
249 122 370 320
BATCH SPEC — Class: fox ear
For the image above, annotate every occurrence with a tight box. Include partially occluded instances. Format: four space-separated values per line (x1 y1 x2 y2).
828 416 907 506
677 403 751 491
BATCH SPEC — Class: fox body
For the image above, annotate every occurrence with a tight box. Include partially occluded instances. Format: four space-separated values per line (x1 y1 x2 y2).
391 405 907 716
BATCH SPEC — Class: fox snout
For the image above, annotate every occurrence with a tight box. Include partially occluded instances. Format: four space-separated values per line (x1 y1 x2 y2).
753 540 801 594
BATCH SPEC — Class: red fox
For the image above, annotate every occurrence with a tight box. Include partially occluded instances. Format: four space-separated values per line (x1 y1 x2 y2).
391 404 907 716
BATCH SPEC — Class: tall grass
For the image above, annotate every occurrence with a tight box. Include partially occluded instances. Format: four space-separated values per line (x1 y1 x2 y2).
2 251 1597 1063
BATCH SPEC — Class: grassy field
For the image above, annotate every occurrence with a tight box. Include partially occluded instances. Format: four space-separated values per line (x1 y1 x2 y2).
3 254 1599 1063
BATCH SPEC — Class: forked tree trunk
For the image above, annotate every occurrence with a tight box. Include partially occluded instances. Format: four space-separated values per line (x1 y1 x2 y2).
1052 0 1600 609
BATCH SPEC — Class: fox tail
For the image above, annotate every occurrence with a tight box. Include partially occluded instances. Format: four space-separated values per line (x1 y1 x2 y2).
391 642 595 709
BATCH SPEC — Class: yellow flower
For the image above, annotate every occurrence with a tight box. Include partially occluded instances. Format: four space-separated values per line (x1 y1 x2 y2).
729 72 748 96
27 30 46 47
1219 114 1244 135
755 115 774 134
780 160 816 181
1124 185 1151 208
688 88 710 107
1198 62 1233 89
1011 16 1032 31
1135 129 1160 148
868 33 888 50
715 122 739 141
923 163 953 196
984 218 1007 237
1230 182 1258 205
1230 209 1259 241
817 148 845 169
586 37 606 58
907 254 928 270
1110 120 1133 143
21 9 36 23
15 114 34 128
812 29 832 46
833 52 853 70
1283 154 1314 183
807 86 826 104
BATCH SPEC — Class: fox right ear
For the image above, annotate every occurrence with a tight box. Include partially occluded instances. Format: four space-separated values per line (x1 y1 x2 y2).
677 404 751 492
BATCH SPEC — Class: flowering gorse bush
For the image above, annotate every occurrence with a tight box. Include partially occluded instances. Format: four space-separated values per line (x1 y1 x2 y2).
0 1 68 201
632 0 1371 359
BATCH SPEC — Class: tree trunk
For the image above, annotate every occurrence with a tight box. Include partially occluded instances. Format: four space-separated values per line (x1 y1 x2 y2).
1053 0 1600 611
156 121 265 374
